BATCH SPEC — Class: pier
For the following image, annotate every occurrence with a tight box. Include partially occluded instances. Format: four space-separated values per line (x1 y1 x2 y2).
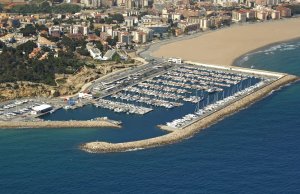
94 99 153 115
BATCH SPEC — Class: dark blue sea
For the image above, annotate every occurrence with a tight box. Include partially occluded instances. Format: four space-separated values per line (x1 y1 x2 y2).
1 40 300 193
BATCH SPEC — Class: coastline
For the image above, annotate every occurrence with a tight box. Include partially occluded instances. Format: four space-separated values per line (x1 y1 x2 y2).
151 18 300 66
80 20 300 154
80 73 299 153
232 37 300 66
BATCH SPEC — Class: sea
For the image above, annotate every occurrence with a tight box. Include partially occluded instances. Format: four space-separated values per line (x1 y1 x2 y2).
1 40 300 194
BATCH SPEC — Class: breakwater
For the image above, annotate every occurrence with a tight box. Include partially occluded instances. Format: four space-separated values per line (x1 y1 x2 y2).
0 118 121 129
80 74 298 153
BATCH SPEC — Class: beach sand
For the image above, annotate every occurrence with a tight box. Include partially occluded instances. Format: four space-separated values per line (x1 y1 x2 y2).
152 19 300 66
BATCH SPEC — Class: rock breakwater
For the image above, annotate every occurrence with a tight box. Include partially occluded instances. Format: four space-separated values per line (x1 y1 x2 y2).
0 118 121 129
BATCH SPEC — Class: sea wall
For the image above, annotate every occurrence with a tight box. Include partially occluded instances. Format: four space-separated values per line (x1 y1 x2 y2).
80 75 299 153
0 118 121 129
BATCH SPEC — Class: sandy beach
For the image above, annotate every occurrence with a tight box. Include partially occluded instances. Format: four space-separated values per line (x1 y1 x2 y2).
152 18 300 66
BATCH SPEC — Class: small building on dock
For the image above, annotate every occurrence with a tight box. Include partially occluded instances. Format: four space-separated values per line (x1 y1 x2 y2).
31 104 53 115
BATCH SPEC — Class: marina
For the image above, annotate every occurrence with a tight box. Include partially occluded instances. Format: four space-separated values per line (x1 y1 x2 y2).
0 61 297 154
81 73 298 153
0 62 276 128
0 55 292 142
91 63 266 118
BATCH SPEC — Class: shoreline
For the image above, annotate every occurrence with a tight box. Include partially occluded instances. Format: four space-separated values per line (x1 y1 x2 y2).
151 18 300 66
80 21 300 154
80 72 299 153
0 118 121 129
232 37 300 66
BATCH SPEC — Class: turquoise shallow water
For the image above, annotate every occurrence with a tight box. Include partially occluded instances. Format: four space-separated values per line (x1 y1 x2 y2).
1 40 300 193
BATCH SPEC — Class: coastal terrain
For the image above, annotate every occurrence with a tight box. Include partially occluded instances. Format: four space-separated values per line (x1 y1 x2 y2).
1 18 299 154
81 20 300 153
152 18 300 66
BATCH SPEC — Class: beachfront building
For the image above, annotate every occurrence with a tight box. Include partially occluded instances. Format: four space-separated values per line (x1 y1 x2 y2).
276 6 292 17
271 10 280 19
187 16 202 25
199 18 215 30
118 31 133 45
132 31 148 43
177 21 200 33
232 10 247 22
133 27 154 42
256 10 268 20
246 10 256 20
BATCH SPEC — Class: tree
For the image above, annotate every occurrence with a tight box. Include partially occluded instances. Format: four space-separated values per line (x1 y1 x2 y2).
112 53 121 63
16 41 37 55
90 21 94 30
0 3 3 12
95 29 101 36
61 35 76 51
111 14 124 23
78 47 90 56
105 17 113 24
0 41 5 49
94 41 103 51
36 24 49 32
107 36 118 46
53 18 61 25
20 24 37 36
12 19 21 28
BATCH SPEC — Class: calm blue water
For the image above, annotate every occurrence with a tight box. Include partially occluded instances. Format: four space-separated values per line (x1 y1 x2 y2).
1 40 300 193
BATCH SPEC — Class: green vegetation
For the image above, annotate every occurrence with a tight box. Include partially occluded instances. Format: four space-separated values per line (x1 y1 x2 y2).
112 53 121 63
20 24 37 36
96 14 125 24
107 36 118 46
0 3 3 12
10 3 81 14
94 41 103 52
59 35 86 52
0 41 5 49
110 13 124 23
0 41 85 85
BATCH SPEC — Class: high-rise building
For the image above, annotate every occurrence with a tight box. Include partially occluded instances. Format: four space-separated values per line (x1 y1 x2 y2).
126 0 133 8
